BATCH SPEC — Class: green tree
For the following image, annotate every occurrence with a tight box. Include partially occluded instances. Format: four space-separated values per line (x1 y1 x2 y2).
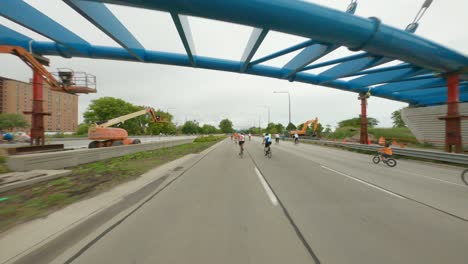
391 109 407 128
338 117 378 128
286 122 296 131
275 123 285 134
219 119 234 133
181 121 199 134
248 127 261 135
148 110 176 135
76 123 89 135
83 97 144 135
265 123 278 134
201 124 217 134
0 113 29 131
323 124 332 135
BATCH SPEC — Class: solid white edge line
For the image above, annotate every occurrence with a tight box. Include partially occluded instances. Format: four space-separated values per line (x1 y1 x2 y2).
321 165 405 200
254 167 279 206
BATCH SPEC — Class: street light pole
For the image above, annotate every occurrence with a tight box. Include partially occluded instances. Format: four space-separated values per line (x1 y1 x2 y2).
274 91 291 125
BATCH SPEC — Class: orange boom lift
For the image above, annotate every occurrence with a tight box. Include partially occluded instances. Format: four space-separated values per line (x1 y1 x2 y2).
0 45 96 147
87 108 165 148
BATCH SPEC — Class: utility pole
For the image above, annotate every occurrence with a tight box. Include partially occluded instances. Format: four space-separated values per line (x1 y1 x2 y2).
274 91 291 125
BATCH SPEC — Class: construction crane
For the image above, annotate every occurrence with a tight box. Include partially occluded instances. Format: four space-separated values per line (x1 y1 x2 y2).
88 108 165 148
290 118 319 137
0 45 96 147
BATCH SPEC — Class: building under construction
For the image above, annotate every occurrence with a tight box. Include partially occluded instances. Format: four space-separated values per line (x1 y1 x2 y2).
0 76 79 133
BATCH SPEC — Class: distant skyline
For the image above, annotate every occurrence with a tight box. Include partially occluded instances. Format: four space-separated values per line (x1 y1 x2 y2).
0 0 466 129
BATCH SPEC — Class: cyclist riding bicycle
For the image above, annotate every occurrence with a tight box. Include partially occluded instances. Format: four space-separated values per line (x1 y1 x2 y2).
274 133 280 144
293 133 299 144
238 133 246 155
233 132 238 144
378 142 393 161
264 133 272 156
248 133 252 141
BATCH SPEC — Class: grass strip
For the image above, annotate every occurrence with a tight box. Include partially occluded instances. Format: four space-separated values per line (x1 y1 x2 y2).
0 136 225 233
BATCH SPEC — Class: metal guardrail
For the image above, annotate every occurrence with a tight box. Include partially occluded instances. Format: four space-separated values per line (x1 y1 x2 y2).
288 138 468 165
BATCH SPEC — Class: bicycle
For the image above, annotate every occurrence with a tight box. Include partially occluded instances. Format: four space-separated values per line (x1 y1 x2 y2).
462 169 468 186
239 147 244 158
264 146 272 159
372 152 397 167
294 138 299 145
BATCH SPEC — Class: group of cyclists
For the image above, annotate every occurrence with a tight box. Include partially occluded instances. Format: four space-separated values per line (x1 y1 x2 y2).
230 131 301 158
230 132 396 164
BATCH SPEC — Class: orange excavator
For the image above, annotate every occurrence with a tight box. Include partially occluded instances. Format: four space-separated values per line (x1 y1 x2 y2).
88 108 165 148
290 118 319 137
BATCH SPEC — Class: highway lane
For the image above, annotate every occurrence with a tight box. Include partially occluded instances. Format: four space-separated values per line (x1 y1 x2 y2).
67 139 315 264
248 138 468 263
36 138 468 263
271 140 468 220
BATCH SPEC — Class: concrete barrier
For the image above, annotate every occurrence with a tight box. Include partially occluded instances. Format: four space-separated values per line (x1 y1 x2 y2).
7 138 195 171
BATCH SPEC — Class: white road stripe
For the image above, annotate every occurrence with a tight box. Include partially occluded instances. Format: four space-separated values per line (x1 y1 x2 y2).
254 167 279 206
401 170 467 187
321 165 405 200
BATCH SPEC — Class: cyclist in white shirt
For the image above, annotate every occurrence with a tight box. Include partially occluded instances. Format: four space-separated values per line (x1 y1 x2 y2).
238 133 246 155
274 133 280 144
294 133 299 144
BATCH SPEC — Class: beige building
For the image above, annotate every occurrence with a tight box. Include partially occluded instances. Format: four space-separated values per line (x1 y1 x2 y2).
0 76 79 132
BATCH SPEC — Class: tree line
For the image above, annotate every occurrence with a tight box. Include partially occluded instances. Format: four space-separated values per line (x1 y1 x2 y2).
76 97 236 136
0 95 407 135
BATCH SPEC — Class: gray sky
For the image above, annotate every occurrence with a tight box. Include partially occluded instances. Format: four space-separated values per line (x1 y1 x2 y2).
0 0 467 129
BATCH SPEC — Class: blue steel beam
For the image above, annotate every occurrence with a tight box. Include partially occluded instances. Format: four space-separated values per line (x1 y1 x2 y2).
349 66 431 89
299 52 369 72
393 84 468 100
318 56 392 83
171 13 196 66
2 39 366 93
0 24 32 47
371 77 447 95
240 28 268 72
280 3 358 79
414 93 468 106
249 39 316 66
89 0 468 73
281 43 338 79
346 63 413 77
0 0 90 55
64 0 145 61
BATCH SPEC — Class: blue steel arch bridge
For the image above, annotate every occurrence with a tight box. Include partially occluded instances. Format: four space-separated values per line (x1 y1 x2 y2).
0 0 467 151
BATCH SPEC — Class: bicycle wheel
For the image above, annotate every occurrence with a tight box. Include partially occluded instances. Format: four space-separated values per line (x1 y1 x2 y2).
386 158 397 167
372 155 380 164
462 169 468 186
268 149 272 159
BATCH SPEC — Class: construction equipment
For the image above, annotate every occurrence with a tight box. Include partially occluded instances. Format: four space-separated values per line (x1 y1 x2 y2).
88 108 164 148
0 46 96 94
290 118 319 137
0 45 96 147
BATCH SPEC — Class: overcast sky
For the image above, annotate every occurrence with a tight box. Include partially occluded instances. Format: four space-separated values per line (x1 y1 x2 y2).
0 0 467 129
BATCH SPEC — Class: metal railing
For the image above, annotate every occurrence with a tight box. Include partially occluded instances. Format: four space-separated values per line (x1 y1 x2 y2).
288 138 468 165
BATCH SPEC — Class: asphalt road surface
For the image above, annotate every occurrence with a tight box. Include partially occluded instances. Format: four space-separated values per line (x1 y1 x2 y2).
19 138 468 264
